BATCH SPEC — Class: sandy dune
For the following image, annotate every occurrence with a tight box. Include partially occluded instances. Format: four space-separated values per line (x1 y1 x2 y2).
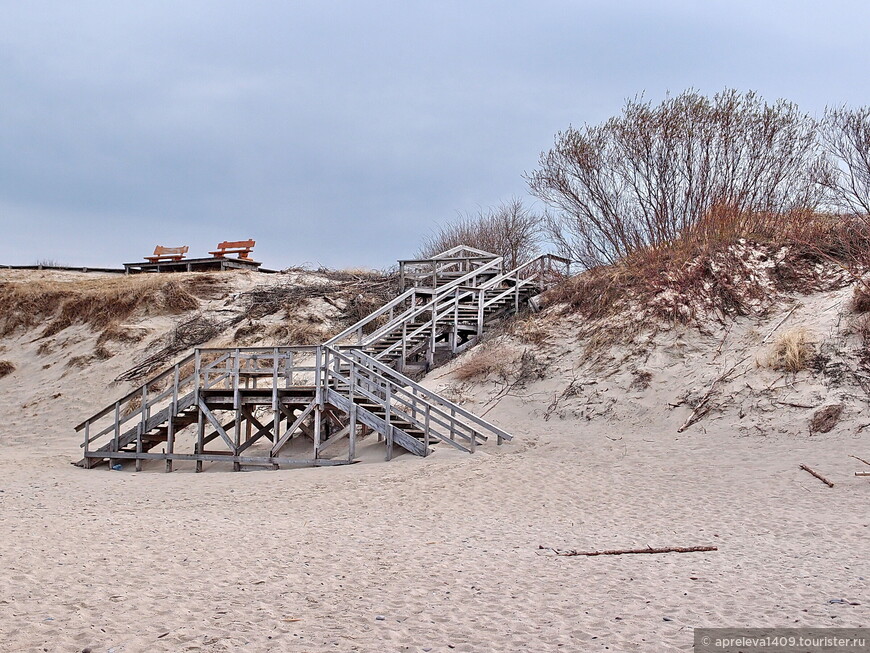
0 270 868 652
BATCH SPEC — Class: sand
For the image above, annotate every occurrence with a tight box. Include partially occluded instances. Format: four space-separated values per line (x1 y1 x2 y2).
0 270 868 652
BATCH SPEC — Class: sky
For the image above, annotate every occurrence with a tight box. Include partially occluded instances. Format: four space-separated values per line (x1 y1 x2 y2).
2 1 870 270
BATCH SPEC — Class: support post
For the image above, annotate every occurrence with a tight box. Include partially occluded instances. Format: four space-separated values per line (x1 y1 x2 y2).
385 383 393 461
136 385 147 472
349 404 357 462
83 421 90 469
166 363 179 473
111 400 121 469
195 408 205 473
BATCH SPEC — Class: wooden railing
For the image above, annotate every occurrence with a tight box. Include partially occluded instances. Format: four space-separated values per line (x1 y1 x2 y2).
327 256 506 348
322 346 511 455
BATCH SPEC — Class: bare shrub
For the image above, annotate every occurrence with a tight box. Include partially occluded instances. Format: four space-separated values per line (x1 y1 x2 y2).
765 328 815 372
818 105 870 217
0 360 15 378
528 90 825 267
419 198 542 269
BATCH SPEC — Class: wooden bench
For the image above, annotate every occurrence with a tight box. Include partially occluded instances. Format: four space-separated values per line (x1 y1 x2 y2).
209 239 255 260
144 245 189 262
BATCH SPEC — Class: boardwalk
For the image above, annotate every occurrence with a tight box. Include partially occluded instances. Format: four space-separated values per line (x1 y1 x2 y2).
76 247 570 470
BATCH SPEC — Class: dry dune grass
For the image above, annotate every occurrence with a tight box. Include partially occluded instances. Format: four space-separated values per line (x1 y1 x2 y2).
267 320 330 345
764 327 816 372
0 275 202 338
0 360 15 378
453 344 514 381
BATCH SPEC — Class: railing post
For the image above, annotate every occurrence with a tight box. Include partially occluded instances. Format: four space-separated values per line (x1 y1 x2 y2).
233 349 241 471
232 349 241 409
400 322 407 373
349 403 357 462
166 363 179 473
451 289 459 352
477 289 485 337
83 421 90 467
112 400 121 467
424 404 431 452
314 346 323 409
271 348 279 412
137 385 147 472
194 349 202 403
428 303 436 367
385 382 393 461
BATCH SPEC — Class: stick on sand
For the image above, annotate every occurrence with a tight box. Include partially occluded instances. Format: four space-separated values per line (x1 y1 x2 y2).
539 545 717 557
799 464 834 488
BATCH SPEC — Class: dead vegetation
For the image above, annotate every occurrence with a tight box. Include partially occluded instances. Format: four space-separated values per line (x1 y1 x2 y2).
852 282 870 313
0 275 209 339
0 360 15 378
541 212 867 346
453 345 514 381
240 271 395 323
764 328 816 372
116 314 233 383
453 342 546 387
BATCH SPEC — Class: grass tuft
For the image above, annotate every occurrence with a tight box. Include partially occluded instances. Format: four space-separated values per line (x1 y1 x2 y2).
765 328 815 372
0 360 15 378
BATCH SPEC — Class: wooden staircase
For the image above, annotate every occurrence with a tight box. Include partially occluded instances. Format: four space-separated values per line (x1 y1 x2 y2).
75 247 570 471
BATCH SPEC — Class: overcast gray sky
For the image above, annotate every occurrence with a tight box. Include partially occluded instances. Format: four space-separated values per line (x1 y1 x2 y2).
2 1 869 269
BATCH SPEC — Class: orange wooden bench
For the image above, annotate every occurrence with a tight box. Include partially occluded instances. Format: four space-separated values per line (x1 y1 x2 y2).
144 245 189 262
209 239 255 259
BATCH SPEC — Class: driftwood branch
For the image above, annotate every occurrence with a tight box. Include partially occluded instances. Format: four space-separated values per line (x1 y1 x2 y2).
762 304 799 343
678 356 748 433
539 545 717 557
849 454 870 467
799 464 834 488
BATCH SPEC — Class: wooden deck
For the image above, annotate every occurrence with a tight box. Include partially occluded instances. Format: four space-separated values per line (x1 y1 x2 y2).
123 256 273 274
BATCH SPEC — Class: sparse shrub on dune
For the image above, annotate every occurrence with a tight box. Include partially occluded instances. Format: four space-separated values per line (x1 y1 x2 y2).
542 211 867 333
764 328 815 372
0 360 15 378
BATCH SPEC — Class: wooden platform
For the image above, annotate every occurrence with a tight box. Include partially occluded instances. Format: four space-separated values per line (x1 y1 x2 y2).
123 256 271 274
